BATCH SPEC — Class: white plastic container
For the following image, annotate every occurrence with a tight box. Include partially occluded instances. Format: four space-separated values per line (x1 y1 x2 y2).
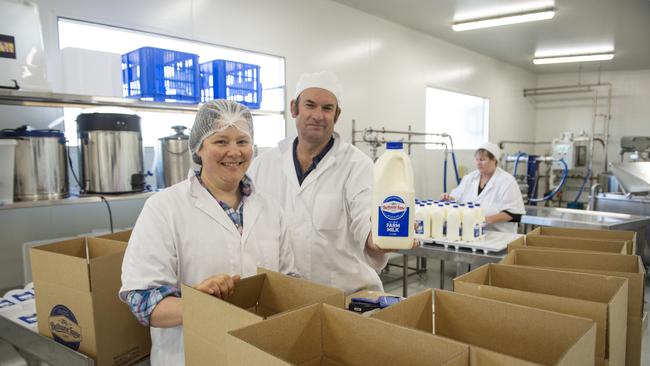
474 203 487 240
430 204 445 238
414 204 430 239
0 139 17 205
461 205 476 242
372 141 415 249
446 205 461 241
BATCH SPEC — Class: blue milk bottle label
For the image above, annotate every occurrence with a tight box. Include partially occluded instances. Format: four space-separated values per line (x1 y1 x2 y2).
415 219 424 235
474 224 480 238
378 196 409 237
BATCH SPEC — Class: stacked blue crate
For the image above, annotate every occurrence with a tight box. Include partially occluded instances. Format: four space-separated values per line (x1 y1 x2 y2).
122 47 200 103
200 60 262 109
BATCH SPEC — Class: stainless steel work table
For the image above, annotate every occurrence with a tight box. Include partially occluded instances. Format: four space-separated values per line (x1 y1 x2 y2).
398 243 506 297
0 312 150 366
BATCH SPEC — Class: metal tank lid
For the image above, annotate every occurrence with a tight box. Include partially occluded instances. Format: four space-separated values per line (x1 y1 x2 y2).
0 125 64 138
160 125 189 141
76 107 141 133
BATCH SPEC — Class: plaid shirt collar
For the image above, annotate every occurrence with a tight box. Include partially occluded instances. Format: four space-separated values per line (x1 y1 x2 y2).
196 172 252 234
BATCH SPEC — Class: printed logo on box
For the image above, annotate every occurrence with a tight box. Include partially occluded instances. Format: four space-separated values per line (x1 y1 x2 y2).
49 304 82 350
378 196 410 237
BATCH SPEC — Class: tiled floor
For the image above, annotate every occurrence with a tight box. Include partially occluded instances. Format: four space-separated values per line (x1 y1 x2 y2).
380 256 649 365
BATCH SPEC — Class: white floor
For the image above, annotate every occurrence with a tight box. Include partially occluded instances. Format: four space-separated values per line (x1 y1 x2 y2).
380 256 649 365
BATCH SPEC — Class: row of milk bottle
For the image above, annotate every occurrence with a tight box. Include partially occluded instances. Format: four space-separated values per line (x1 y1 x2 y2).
415 201 487 242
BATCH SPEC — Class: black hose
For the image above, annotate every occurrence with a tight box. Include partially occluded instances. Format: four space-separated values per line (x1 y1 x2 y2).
99 196 114 233
67 147 83 192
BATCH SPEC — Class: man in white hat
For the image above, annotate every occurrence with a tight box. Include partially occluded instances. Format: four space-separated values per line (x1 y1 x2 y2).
248 71 387 294
440 141 525 233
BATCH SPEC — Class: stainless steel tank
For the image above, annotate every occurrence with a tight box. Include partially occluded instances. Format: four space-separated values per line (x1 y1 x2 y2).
0 126 69 201
157 125 190 188
76 112 145 194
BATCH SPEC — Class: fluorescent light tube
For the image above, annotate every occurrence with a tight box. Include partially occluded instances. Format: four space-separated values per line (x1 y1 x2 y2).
533 52 615 64
453 7 556 31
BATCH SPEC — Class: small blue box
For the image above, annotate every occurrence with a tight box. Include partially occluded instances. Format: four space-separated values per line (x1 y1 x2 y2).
122 47 200 103
200 59 262 109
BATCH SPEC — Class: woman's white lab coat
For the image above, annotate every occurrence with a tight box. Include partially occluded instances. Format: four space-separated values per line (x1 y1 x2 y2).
449 167 526 233
248 132 385 295
119 175 296 366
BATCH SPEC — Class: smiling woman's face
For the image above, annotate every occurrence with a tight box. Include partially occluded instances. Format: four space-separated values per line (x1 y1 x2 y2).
197 126 253 187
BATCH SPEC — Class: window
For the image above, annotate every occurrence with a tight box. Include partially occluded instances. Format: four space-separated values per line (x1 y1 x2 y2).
425 87 489 149
58 18 286 148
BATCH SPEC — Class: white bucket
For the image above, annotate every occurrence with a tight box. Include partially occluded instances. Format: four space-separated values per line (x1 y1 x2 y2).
0 139 17 205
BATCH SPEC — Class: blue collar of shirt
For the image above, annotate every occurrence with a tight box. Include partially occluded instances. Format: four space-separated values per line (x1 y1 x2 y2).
292 136 335 186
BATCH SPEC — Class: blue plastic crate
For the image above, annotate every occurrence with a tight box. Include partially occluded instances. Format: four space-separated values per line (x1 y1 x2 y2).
122 47 200 103
200 60 262 109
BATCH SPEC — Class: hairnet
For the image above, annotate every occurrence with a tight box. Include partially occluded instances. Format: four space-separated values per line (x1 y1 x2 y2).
189 99 254 165
294 71 343 107
477 141 501 160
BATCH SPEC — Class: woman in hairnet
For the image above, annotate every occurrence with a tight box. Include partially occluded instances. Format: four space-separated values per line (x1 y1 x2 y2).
119 100 297 365
441 142 525 233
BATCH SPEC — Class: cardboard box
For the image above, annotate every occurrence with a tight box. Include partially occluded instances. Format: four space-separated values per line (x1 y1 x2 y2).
182 268 346 366
226 302 469 365
527 227 636 255
30 237 150 366
96 229 132 243
513 235 629 254
372 289 597 365
502 248 646 366
454 263 628 365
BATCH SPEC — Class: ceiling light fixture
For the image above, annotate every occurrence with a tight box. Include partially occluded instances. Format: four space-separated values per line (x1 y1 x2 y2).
452 7 556 31
533 52 615 64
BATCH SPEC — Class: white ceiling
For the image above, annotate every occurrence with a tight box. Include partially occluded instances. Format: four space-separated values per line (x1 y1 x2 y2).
332 0 650 73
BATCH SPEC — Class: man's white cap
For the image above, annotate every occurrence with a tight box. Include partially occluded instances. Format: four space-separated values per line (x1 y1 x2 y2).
477 141 501 160
294 71 343 107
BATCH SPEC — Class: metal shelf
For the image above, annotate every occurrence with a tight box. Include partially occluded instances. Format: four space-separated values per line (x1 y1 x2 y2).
0 191 155 210
0 90 283 115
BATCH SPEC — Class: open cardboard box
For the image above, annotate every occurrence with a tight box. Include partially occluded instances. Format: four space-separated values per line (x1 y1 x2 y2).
371 289 596 366
511 235 629 254
526 227 636 255
226 302 469 366
502 248 646 366
30 237 150 366
182 268 345 366
454 263 628 365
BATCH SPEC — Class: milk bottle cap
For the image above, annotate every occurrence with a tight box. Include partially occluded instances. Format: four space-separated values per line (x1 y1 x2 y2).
386 141 403 149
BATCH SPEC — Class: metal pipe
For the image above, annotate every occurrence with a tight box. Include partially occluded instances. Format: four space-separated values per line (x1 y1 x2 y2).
589 90 597 174
363 127 445 137
351 119 356 146
523 82 612 97
498 140 551 149
605 85 612 169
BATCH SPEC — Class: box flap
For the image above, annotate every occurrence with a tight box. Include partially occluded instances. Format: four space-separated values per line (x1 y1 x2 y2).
322 304 467 366
257 268 345 312
370 289 433 332
30 238 91 292
228 303 323 365
525 235 627 254
225 273 266 310
434 289 596 365
470 346 543 366
96 229 132 243
87 238 127 292
529 227 636 254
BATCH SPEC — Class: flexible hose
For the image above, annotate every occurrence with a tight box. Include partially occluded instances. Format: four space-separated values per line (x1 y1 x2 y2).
572 169 592 203
529 159 569 202
443 157 448 193
451 151 460 184
512 152 527 176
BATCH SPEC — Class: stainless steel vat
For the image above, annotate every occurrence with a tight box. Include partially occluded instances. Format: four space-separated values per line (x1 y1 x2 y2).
0 126 68 201
157 125 190 188
76 112 145 194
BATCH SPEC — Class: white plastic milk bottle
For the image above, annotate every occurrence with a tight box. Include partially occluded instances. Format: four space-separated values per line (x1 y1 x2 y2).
446 205 461 241
461 204 476 242
414 204 431 239
372 141 415 249
430 203 445 238
474 203 487 240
